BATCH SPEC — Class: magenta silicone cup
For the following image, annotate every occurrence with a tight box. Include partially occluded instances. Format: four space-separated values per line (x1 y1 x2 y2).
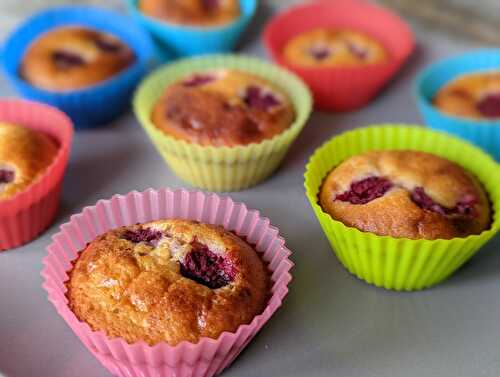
41 188 293 377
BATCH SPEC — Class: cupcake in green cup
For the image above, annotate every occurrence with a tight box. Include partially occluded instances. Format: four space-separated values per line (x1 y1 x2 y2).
304 125 500 291
134 54 312 191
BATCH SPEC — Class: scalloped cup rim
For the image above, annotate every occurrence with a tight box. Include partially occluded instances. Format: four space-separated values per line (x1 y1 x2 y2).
0 99 73 209
133 54 313 153
124 0 258 32
263 0 415 74
2 5 154 98
42 188 293 350
304 125 500 244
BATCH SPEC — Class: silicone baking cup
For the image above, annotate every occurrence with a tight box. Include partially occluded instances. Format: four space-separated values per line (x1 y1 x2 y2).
0 99 73 251
1 5 155 129
134 54 312 191
304 125 500 291
124 0 257 57
41 188 293 377
264 0 414 112
416 49 500 161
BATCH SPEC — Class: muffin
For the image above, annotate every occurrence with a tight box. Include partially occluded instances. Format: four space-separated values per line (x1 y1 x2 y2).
433 71 500 119
282 28 389 68
151 69 296 147
319 150 490 240
20 26 135 91
139 0 241 26
0 122 58 200
66 219 269 346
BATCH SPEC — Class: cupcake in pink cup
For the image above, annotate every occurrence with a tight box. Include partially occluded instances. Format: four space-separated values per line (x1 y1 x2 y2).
0 99 73 250
263 0 414 111
42 188 293 377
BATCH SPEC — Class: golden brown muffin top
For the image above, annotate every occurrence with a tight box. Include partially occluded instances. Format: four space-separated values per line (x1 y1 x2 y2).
283 28 389 68
66 219 269 346
319 150 490 240
139 0 240 26
434 71 500 119
0 122 58 200
21 26 135 91
152 69 296 147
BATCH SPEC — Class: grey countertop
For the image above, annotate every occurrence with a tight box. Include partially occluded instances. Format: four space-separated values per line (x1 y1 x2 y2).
0 2 499 377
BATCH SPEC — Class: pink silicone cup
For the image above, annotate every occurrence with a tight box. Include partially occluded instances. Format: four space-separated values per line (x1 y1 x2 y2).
41 188 293 377
0 99 73 250
263 0 415 111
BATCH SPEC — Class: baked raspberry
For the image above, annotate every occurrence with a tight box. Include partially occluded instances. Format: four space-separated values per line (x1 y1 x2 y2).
94 38 121 53
243 86 281 111
201 0 219 11
53 51 85 69
307 45 331 61
122 228 163 246
0 168 14 184
346 42 368 60
180 240 236 289
336 176 393 204
183 74 216 87
411 187 477 217
476 93 500 118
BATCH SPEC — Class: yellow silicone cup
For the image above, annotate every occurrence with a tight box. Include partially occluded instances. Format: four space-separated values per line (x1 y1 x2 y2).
134 54 312 191
304 125 500 291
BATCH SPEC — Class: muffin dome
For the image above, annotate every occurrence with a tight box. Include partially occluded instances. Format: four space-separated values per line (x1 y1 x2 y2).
283 28 388 68
152 69 296 147
0 122 58 200
20 26 135 91
319 150 490 240
434 71 500 119
66 219 269 346
139 0 240 26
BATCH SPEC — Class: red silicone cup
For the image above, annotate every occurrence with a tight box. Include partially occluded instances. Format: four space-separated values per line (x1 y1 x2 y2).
41 188 293 377
264 0 415 112
0 99 73 250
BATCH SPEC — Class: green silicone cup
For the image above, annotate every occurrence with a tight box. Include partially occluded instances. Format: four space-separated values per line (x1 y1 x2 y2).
304 125 500 291
134 54 312 192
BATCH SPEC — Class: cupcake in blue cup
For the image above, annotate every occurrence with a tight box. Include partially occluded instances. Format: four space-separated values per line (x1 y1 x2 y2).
2 6 155 129
415 49 500 161
124 0 257 57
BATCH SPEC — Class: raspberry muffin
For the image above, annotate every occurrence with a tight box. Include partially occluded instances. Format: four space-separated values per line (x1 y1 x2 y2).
0 122 58 200
434 71 500 119
319 150 490 240
66 219 269 346
283 28 388 68
139 0 240 26
152 69 296 147
20 26 135 91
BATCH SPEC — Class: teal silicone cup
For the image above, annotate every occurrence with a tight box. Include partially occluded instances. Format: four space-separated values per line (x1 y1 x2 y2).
124 0 257 57
415 49 500 161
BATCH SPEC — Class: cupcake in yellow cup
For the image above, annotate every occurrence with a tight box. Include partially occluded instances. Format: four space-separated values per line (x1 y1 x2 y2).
304 125 500 291
134 54 312 191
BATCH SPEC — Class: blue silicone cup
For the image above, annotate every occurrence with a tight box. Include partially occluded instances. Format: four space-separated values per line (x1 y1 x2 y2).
415 49 500 161
124 0 257 57
1 6 155 129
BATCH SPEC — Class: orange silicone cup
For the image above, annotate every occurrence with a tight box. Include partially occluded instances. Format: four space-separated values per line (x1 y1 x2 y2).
264 0 415 112
0 99 73 250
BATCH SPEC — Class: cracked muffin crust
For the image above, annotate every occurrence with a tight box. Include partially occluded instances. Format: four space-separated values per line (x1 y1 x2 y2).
283 28 388 68
138 0 240 26
66 219 269 346
319 150 490 240
21 26 135 91
433 71 500 119
0 122 58 200
152 69 296 147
